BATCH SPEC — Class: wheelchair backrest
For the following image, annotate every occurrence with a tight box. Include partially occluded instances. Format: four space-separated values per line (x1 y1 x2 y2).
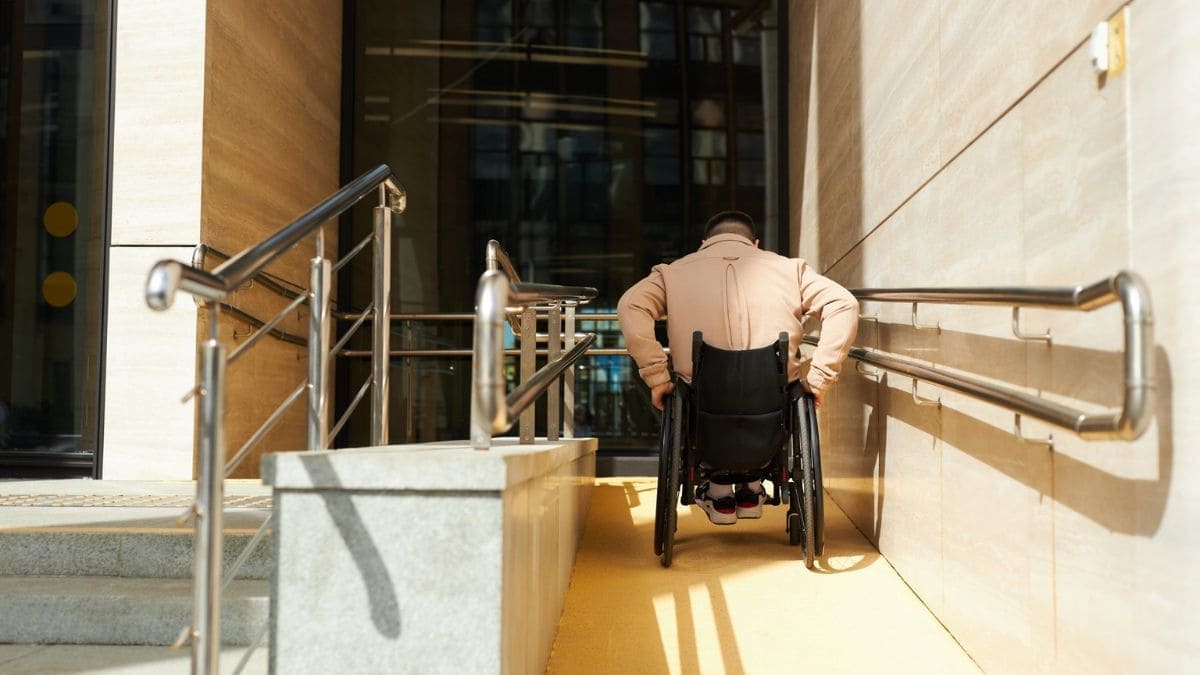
689 331 790 472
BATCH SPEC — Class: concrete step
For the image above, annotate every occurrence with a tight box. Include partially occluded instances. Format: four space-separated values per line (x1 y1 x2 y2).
0 576 269 646
0 644 268 674
0 527 272 579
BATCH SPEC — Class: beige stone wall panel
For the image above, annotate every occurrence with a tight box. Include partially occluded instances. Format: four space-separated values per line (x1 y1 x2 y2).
936 0 1126 164
860 1 939 236
110 0 206 245
102 247 199 478
796 0 1200 669
811 0 865 269
1127 0 1200 668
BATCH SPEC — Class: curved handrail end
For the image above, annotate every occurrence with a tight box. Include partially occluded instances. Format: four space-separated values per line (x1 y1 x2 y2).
384 178 407 214
146 260 182 311
146 259 228 311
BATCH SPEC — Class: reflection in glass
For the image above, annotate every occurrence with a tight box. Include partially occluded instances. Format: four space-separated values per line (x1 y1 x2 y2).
346 1 783 457
639 2 676 61
686 7 722 62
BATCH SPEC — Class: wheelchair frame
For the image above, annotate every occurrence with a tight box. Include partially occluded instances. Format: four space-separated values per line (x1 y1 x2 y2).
654 378 824 569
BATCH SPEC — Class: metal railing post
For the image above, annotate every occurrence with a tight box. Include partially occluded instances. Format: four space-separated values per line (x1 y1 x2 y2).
471 271 509 449
193 337 225 675
546 302 561 442
519 307 537 444
405 321 415 443
371 193 392 446
308 256 332 451
564 303 575 438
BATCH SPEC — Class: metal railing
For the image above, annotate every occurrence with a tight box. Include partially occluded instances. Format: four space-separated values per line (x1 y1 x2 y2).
470 241 598 449
145 164 406 675
340 268 1151 453
810 270 1154 446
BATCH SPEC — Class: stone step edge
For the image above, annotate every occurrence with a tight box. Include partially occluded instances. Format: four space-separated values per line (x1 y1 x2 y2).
0 530 272 579
0 576 268 647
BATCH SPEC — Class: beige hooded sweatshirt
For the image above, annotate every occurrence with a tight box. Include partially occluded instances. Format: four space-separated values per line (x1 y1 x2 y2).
616 233 859 392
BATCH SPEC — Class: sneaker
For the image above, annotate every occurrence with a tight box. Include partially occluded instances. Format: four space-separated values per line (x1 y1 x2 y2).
695 482 737 525
734 484 767 519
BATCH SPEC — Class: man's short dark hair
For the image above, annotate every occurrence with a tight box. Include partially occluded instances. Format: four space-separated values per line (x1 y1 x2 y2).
703 210 757 240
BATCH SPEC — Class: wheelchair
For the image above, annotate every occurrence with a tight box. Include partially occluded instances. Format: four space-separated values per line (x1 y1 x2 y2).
654 331 824 569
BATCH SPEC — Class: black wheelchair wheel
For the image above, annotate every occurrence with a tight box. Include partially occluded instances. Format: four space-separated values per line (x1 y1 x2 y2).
660 392 685 568
653 393 675 557
787 482 802 546
804 395 825 556
795 396 816 569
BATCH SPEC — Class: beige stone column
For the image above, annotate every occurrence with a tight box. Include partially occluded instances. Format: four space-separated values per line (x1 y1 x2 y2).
103 0 207 479
103 0 342 479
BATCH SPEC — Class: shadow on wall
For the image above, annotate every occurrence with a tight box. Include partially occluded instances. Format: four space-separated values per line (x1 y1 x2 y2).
879 347 1174 536
298 454 402 638
795 0 1172 542
877 321 1126 409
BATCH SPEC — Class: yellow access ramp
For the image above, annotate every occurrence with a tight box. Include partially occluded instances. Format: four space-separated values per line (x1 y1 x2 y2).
548 478 979 674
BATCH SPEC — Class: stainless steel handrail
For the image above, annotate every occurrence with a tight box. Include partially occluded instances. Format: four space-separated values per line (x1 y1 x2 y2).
485 238 522 285
193 244 307 302
850 276 1126 309
341 347 645 358
146 165 405 310
485 239 525 336
470 254 599 449
506 335 597 417
331 311 620 322
835 270 1154 441
144 164 407 675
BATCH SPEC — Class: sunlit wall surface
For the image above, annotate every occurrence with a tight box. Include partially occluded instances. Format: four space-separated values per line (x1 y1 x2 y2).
343 0 785 454
0 1 112 477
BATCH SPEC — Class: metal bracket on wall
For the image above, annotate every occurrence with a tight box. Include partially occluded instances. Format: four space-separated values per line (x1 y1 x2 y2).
856 360 882 382
1014 413 1054 448
1011 307 1052 343
911 302 940 332
911 379 941 407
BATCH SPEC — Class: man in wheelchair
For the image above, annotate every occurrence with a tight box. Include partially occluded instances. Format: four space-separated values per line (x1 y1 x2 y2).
617 211 858 527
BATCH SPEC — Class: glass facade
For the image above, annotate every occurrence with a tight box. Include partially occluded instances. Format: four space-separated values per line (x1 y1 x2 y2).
0 1 113 477
343 0 784 456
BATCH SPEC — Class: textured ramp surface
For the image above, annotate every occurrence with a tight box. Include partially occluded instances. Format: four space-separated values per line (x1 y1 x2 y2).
548 478 979 674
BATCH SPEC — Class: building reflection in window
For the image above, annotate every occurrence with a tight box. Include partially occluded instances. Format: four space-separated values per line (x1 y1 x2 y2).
345 0 784 456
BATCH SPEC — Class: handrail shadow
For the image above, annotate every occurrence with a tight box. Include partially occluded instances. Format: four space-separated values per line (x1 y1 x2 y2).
298 454 402 638
875 346 1173 535
550 479 884 674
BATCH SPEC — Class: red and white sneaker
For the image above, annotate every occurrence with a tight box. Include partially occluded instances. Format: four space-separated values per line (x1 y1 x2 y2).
734 484 767 519
695 482 737 525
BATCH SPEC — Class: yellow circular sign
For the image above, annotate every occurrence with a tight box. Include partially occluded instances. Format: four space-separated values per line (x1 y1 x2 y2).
42 272 77 307
43 202 78 237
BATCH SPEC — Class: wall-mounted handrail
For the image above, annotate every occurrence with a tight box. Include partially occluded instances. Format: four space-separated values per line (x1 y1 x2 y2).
145 164 405 311
832 270 1154 441
193 244 307 301
849 275 1129 309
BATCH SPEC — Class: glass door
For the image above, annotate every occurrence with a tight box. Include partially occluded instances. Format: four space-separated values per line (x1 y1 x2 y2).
342 0 786 466
0 0 114 477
